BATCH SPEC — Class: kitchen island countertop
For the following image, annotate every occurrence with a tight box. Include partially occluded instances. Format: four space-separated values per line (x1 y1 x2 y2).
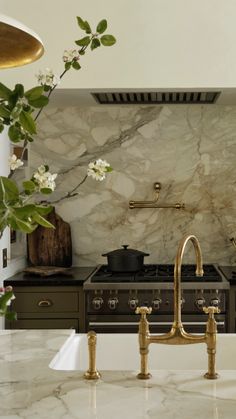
1 329 236 418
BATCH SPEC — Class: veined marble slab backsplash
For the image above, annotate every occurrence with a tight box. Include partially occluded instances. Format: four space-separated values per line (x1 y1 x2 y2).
31 105 236 266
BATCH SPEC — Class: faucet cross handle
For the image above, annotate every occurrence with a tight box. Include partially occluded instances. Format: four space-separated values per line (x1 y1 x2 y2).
135 306 152 316
203 306 221 315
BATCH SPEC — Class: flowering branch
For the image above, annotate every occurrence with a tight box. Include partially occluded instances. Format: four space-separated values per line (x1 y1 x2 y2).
0 17 116 236
50 159 112 204
51 175 88 204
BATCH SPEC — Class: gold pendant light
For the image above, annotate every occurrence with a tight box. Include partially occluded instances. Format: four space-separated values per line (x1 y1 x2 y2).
0 14 44 69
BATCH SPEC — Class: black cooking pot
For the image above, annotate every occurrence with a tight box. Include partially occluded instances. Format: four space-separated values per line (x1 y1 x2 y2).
102 245 149 272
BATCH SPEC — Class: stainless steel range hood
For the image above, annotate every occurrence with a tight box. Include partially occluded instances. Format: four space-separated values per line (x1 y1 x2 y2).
49 88 236 107
92 91 221 105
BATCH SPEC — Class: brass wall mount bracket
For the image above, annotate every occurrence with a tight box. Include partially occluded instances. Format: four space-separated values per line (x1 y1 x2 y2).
129 182 185 210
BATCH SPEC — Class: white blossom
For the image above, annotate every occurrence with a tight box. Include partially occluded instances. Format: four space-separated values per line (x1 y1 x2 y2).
87 159 111 181
33 165 57 191
17 97 28 106
9 154 24 171
36 68 60 88
63 49 80 63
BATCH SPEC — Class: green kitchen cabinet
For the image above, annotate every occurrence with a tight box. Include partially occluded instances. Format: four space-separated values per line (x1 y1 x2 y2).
4 267 96 332
5 285 85 332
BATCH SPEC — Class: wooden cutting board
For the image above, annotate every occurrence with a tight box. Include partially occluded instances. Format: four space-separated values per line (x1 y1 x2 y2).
27 208 72 267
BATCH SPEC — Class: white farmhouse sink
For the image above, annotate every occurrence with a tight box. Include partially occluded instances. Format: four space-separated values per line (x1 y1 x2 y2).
49 333 236 372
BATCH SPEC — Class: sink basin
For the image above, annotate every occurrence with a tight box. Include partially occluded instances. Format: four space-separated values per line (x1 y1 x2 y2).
49 333 236 371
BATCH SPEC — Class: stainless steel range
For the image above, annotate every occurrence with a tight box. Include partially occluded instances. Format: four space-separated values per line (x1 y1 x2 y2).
84 264 229 333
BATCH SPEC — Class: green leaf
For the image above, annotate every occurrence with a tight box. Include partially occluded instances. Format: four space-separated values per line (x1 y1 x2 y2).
13 84 24 98
0 105 11 118
75 36 91 47
28 95 49 108
32 212 55 229
0 124 4 133
76 17 91 33
11 104 22 120
35 205 53 216
96 19 107 34
19 110 36 134
0 176 19 204
8 92 18 109
0 290 13 311
72 61 81 70
100 34 116 46
25 86 44 100
40 187 53 195
22 180 36 194
65 62 71 70
43 85 51 92
0 217 8 234
8 125 22 143
7 215 18 231
14 217 37 233
106 166 113 172
13 205 35 218
5 311 17 321
91 38 101 51
0 82 12 100
79 50 85 55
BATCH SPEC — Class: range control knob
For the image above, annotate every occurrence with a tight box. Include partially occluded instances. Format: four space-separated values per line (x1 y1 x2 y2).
92 297 104 310
128 298 139 310
195 297 206 309
152 298 162 311
210 297 220 307
108 297 119 310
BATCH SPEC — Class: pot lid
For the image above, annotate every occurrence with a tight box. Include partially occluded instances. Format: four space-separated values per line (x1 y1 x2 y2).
102 245 149 258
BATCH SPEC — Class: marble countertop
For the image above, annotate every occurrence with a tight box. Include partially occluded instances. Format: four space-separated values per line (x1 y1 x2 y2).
1 329 236 419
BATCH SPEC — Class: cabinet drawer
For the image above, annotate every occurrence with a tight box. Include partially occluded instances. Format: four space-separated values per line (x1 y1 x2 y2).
12 292 79 313
6 318 78 330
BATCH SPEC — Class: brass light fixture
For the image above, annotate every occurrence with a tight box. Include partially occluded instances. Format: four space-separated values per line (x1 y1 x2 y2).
0 14 44 69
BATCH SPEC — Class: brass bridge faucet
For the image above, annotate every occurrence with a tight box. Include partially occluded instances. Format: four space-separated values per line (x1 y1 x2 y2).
136 234 220 380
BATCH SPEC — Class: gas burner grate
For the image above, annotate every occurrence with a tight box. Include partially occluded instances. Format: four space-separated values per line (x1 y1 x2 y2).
91 264 222 283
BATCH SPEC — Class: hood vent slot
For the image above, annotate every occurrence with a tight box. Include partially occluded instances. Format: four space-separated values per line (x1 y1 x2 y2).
92 91 220 105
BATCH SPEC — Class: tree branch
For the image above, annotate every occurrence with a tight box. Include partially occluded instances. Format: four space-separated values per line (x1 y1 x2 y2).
50 174 88 204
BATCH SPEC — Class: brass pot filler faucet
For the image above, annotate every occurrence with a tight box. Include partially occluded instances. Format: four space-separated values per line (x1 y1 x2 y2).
136 234 220 380
84 234 220 380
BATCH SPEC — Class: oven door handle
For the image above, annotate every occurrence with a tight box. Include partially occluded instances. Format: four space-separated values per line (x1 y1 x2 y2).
89 321 225 326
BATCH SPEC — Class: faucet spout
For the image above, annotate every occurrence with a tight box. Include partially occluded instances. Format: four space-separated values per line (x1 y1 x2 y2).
174 234 204 327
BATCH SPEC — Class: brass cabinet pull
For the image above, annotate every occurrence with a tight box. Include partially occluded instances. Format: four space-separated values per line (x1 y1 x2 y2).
38 299 53 307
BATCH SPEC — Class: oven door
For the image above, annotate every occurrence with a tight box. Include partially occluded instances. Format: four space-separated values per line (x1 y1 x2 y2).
87 314 226 333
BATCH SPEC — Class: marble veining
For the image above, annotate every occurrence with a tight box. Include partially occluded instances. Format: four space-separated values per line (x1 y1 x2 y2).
30 105 236 266
1 330 236 418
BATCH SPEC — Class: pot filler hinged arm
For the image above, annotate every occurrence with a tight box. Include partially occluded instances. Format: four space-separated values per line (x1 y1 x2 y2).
129 182 185 210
